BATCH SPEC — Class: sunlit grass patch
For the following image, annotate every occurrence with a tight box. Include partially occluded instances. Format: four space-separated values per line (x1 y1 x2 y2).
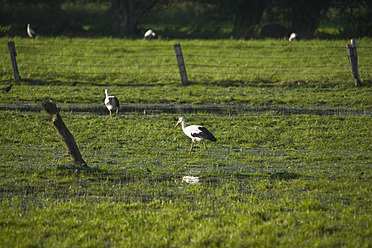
0 37 371 247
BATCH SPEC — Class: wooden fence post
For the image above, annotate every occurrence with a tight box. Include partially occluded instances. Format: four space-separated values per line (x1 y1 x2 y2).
7 41 21 82
346 38 361 87
42 99 88 168
174 43 188 86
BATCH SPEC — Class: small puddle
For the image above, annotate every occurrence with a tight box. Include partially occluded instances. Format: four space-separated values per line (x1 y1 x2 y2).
182 176 200 184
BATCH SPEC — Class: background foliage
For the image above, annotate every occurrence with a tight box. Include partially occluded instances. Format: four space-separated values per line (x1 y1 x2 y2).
1 0 371 38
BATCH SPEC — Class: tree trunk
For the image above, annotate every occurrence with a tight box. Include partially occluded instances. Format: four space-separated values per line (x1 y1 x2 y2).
42 99 88 168
289 0 331 38
111 0 157 36
232 1 269 38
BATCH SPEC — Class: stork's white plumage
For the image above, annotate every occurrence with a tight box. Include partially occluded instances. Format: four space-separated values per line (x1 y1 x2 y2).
174 117 217 154
27 24 36 38
144 29 155 40
104 89 120 119
289 32 299 41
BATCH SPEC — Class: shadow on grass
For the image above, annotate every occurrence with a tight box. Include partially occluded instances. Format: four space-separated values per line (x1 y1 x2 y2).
18 78 172 88
270 171 302 180
190 79 372 88
20 78 84 86
57 164 101 173
9 76 372 89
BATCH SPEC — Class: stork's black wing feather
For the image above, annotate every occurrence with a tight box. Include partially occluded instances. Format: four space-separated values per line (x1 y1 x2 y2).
191 126 217 141
109 97 120 109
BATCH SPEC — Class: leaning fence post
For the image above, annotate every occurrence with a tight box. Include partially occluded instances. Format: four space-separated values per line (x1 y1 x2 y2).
42 99 88 168
174 43 188 86
7 41 21 82
346 38 361 87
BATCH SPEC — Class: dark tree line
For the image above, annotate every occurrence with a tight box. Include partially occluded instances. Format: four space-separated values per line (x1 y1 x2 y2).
112 0 371 38
111 0 157 35
1 0 371 38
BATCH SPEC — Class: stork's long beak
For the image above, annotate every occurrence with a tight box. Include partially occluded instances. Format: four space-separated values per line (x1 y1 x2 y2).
174 122 180 130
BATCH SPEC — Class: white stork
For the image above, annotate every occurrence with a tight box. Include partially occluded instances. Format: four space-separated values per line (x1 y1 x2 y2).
27 24 36 38
289 32 299 42
174 117 217 154
144 29 155 40
104 89 120 119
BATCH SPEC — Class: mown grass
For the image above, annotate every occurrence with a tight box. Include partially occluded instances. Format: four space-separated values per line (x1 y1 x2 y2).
0 110 371 247
1 37 372 83
1 37 372 110
0 37 372 247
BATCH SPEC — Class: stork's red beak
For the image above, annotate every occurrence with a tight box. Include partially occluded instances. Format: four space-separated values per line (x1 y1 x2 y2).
174 122 180 130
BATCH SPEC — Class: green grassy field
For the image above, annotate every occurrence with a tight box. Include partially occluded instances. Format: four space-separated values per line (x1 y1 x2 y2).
1 37 371 247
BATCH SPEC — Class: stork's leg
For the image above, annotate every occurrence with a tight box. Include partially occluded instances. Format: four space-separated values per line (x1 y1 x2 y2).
109 109 112 119
189 141 194 154
203 141 209 154
115 109 119 119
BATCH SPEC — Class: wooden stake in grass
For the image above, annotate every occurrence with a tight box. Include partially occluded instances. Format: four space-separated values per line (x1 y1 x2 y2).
42 99 88 168
174 43 188 86
7 41 21 82
346 39 361 87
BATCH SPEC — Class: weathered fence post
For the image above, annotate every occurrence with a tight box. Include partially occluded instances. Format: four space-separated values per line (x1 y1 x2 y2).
42 99 88 168
346 38 361 87
174 43 188 86
7 41 21 81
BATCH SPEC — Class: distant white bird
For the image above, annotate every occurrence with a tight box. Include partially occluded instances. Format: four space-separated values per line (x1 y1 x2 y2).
144 29 155 40
104 89 120 119
289 33 299 42
27 24 36 38
174 117 217 154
